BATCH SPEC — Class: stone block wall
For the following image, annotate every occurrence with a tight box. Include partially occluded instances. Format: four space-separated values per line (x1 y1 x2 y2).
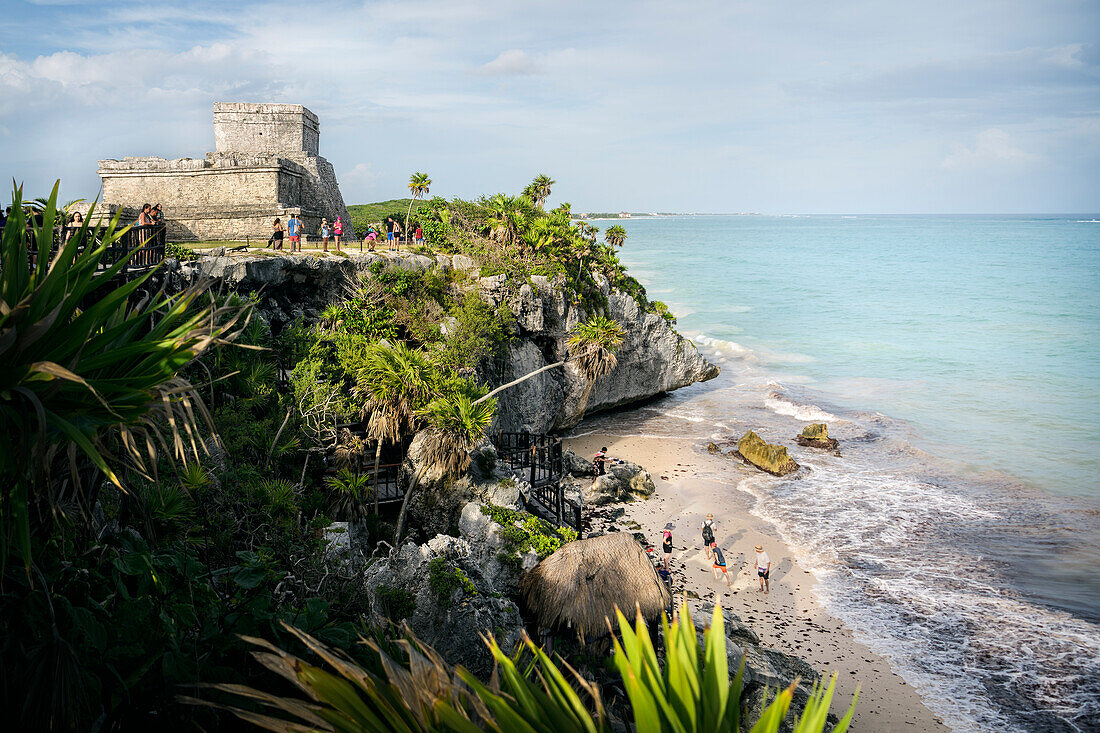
96 102 355 242
214 102 319 156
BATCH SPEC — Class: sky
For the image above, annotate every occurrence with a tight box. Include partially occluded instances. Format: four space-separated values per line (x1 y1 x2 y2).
1 0 1098 214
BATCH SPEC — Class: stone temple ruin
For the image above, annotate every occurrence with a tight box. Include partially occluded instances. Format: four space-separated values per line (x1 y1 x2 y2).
95 103 355 242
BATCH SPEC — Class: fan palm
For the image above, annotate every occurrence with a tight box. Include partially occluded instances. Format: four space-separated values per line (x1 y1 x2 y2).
356 341 434 516
0 181 248 570
604 225 626 249
405 172 431 240
473 315 625 407
392 392 496 544
484 194 528 248
525 173 555 208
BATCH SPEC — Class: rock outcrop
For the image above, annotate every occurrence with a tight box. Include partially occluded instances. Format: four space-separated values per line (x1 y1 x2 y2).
361 535 524 677
733 431 800 476
160 251 718 432
576 459 656 506
795 423 840 452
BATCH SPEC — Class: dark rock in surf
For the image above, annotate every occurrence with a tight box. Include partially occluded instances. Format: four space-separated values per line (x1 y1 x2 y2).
795 422 840 452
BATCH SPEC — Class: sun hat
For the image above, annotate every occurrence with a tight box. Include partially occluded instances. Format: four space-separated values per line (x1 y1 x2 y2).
754 544 764 552
705 513 714 519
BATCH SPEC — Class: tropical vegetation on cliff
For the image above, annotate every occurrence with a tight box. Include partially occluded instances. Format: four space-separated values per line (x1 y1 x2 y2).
0 183 849 731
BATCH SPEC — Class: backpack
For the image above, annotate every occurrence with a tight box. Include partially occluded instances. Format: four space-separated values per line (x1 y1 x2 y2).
702 523 714 543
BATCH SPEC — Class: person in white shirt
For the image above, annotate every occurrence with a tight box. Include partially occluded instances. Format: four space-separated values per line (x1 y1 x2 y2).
754 543 771 593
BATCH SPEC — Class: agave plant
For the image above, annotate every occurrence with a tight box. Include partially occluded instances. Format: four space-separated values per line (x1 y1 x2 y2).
190 603 856 732
0 181 248 569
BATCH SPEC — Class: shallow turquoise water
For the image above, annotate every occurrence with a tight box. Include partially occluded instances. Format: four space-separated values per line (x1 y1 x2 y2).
589 214 1100 731
613 214 1100 498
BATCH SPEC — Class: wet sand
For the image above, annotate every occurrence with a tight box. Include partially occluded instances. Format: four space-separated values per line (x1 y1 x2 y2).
566 433 948 732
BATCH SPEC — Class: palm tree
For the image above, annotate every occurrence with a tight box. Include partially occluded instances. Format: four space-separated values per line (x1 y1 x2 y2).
356 342 434 516
484 194 527 248
473 315 625 406
526 173 555 208
404 171 431 240
604 224 627 249
393 393 496 544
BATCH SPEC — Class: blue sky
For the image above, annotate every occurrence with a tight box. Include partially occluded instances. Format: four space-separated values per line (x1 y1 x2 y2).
2 0 1098 213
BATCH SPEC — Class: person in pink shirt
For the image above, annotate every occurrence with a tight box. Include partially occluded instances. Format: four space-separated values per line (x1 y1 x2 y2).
333 216 344 251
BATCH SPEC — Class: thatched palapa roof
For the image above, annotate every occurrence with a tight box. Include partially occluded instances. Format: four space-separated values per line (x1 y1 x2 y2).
520 532 671 638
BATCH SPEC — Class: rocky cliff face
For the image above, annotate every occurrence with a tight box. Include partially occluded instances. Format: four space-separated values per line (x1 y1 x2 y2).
163 250 718 431
476 271 719 432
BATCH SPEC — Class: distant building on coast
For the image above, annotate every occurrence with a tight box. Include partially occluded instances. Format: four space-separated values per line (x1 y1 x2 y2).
91 102 354 241
618 211 631 218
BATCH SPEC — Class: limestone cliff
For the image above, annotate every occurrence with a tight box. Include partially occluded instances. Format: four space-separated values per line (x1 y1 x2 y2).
164 250 718 431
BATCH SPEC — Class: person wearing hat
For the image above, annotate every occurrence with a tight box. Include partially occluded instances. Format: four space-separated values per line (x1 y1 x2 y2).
754 544 771 593
661 528 673 571
701 513 716 560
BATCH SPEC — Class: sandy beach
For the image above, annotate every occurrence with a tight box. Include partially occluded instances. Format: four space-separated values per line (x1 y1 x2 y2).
565 432 948 732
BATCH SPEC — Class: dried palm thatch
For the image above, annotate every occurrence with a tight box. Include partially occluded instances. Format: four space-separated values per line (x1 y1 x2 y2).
521 532 671 639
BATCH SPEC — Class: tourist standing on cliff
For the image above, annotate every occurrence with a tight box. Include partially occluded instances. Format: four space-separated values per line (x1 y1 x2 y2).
385 217 395 251
137 203 154 227
271 218 285 250
287 213 301 252
414 225 423 247
392 220 402 251
702 513 716 560
320 218 331 252
754 544 771 593
365 227 378 251
333 216 344 251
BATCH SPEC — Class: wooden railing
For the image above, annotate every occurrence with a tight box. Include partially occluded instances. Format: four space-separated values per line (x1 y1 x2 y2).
363 463 404 504
24 224 166 274
492 430 582 533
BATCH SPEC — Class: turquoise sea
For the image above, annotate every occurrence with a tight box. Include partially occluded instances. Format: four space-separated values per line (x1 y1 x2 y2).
596 215 1100 732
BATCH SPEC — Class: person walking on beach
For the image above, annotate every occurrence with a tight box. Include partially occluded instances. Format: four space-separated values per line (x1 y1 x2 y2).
333 216 344 251
271 217 285 250
661 528 673 571
701 513 716 560
754 544 771 593
712 545 732 588
287 213 301 252
320 218 331 252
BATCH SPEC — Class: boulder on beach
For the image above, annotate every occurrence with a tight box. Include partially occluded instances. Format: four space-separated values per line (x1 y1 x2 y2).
581 460 656 506
795 423 840 451
733 430 799 476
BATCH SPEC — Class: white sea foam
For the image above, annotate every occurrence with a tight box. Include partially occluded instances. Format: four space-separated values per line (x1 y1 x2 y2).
763 394 838 423
739 449 1100 732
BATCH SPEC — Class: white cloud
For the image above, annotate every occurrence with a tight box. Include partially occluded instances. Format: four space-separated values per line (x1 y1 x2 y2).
477 49 540 76
941 128 1040 170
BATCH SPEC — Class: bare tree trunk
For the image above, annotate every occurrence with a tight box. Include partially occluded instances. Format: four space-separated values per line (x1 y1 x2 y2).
472 360 565 405
372 439 382 516
404 195 418 243
393 480 416 547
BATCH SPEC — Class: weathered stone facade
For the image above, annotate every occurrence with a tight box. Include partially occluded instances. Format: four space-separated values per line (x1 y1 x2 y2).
94 103 355 242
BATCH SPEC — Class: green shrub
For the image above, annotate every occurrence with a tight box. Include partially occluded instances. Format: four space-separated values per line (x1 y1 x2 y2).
480 504 576 559
427 557 477 606
166 242 197 260
375 585 417 621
